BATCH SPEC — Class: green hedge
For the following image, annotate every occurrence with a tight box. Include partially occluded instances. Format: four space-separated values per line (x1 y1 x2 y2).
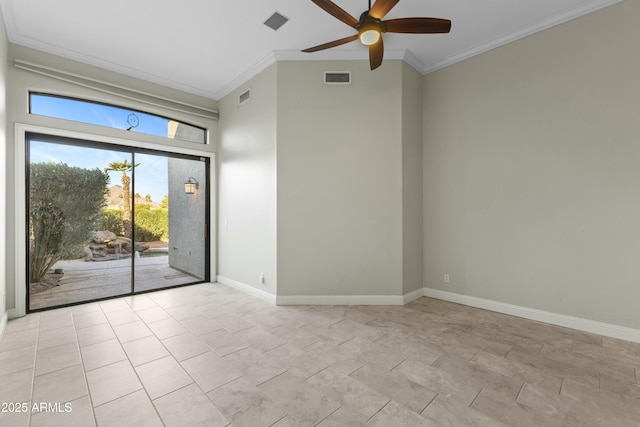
101 208 168 242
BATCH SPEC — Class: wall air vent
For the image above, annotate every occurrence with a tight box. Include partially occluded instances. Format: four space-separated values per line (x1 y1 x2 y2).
264 12 289 31
238 89 251 105
324 71 351 85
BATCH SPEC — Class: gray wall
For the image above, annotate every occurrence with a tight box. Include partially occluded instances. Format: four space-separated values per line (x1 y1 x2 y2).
422 0 640 329
0 8 8 330
168 157 207 279
276 60 404 298
217 64 278 295
401 63 424 295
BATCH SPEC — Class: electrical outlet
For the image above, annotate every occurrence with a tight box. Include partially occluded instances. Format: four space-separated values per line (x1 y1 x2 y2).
260 273 265 284
444 274 450 284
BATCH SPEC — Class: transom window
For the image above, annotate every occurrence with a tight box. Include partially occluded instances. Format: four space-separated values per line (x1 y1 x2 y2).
29 93 207 144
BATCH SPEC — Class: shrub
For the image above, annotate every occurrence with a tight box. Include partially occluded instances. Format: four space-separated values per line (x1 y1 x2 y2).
30 163 109 282
134 209 168 242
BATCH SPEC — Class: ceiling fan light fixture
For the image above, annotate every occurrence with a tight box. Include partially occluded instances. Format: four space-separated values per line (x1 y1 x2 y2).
359 29 380 45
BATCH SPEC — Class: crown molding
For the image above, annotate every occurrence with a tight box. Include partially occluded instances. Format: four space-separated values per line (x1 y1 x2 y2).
212 52 278 100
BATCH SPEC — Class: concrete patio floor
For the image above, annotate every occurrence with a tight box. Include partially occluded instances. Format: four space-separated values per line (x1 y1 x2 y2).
29 256 202 310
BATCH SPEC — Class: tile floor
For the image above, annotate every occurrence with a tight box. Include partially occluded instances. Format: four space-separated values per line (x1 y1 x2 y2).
1 283 639 426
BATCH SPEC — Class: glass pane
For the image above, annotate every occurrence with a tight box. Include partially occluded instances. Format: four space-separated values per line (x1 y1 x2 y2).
30 93 207 144
133 154 207 292
28 136 133 309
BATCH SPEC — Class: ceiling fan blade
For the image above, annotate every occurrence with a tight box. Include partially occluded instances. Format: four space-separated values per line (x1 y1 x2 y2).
310 0 359 28
383 17 451 34
369 37 384 70
369 0 400 20
302 34 359 53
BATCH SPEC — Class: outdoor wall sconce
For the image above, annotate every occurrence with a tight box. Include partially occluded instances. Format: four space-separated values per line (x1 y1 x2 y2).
185 177 198 194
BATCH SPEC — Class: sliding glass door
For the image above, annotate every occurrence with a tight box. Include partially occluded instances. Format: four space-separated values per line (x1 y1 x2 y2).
27 133 209 311
133 153 207 292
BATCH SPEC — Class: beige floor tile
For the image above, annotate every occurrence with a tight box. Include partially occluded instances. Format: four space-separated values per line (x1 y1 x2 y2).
124 295 158 311
207 376 287 427
470 350 563 393
135 356 192 399
70 302 101 315
73 311 108 330
122 335 170 366
181 351 242 392
234 326 287 353
268 324 324 349
472 387 571 427
35 342 82 376
270 416 298 427
163 305 203 321
86 360 142 406
135 306 171 324
94 389 162 427
38 312 74 332
76 323 116 348
422 395 508 427
4 287 640 427
258 372 340 426
224 347 289 385
99 299 130 313
432 353 523 399
303 340 364 377
112 320 153 343
80 339 127 371
0 408 30 427
506 347 600 387
146 317 188 340
30 395 96 427
154 383 229 427
33 364 88 404
315 407 367 427
306 367 389 418
200 328 248 356
392 358 482 407
560 378 640 425
0 346 36 377
350 364 437 414
105 308 141 327
37 325 77 351
0 328 38 352
161 332 210 361
214 314 255 333
4 315 40 333
0 368 33 403
367 400 430 427
338 337 407 371
179 315 223 336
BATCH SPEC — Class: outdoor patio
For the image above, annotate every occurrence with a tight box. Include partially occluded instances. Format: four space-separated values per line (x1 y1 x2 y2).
29 256 202 310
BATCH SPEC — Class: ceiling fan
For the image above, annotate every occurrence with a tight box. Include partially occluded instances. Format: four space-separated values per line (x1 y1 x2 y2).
302 0 451 70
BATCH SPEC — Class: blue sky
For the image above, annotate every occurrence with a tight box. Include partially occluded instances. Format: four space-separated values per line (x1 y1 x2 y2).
31 94 171 137
29 95 171 203
30 139 169 204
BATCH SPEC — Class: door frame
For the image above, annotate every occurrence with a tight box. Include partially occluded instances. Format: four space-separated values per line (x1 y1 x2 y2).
13 123 216 317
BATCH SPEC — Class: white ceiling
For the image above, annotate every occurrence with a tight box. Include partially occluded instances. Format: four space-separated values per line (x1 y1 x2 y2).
0 0 621 100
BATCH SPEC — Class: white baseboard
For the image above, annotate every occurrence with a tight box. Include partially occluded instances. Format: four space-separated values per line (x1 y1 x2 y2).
276 294 406 306
403 288 424 305
423 287 640 344
216 276 277 304
0 310 7 337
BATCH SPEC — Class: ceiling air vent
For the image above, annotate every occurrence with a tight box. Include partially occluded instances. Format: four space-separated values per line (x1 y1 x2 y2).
238 89 251 105
324 71 351 85
264 12 289 31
